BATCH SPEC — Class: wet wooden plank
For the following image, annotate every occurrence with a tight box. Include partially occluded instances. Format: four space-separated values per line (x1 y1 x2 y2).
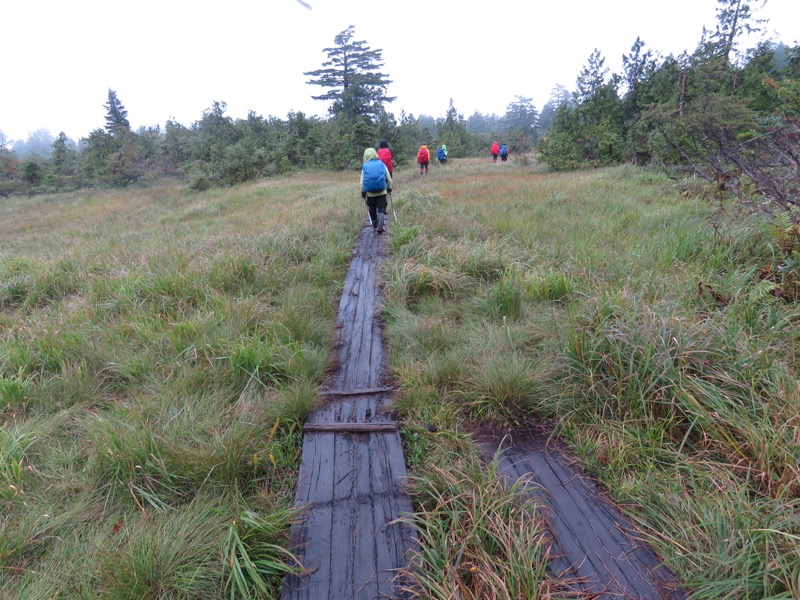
283 223 415 600
283 429 415 599
478 430 688 599
317 386 395 397
303 422 398 433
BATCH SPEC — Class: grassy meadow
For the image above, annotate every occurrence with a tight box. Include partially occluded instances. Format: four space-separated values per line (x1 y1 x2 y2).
2 157 800 598
0 174 362 598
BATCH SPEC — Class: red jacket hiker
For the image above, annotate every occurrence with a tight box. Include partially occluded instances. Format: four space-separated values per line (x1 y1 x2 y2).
378 138 394 175
490 141 500 162
378 149 393 175
417 145 431 175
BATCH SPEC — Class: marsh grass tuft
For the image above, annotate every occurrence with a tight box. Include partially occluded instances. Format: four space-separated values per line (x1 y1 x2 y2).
524 268 575 302
99 500 227 599
459 352 556 424
0 370 32 413
223 508 304 600
0 429 31 502
400 458 564 599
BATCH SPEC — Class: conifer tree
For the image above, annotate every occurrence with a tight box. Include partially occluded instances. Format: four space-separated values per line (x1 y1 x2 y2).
504 96 539 144
711 0 763 64
104 89 130 135
434 99 470 155
51 132 77 172
305 25 395 122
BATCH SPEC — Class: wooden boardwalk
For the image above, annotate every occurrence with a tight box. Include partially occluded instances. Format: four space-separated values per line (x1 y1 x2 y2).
282 222 415 600
477 428 688 599
282 215 686 598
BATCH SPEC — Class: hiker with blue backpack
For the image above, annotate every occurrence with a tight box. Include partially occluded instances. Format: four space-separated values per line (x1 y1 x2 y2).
437 145 448 165
500 143 509 162
361 147 392 234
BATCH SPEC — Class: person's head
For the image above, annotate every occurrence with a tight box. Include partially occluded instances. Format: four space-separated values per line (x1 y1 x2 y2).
363 147 379 162
379 139 389 149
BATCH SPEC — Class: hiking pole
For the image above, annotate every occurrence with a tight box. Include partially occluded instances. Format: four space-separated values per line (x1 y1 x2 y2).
363 193 374 228
389 171 398 221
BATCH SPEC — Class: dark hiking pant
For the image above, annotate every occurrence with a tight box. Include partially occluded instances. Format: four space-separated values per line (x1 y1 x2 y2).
366 194 387 228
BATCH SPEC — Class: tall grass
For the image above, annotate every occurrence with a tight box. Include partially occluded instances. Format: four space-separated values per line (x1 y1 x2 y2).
399 457 565 599
383 159 800 596
5 159 800 596
0 172 360 596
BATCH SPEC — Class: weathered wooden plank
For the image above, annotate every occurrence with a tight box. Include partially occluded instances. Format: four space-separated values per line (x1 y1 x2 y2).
519 436 662 591
478 431 687 599
508 441 637 585
317 386 395 397
303 422 397 433
294 429 335 505
283 223 415 599
281 503 334 600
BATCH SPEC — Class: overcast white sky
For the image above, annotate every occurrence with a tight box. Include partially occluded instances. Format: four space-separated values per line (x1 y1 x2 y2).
2 0 798 143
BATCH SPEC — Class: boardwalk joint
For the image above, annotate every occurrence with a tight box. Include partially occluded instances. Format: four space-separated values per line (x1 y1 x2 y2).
317 386 396 397
303 422 398 433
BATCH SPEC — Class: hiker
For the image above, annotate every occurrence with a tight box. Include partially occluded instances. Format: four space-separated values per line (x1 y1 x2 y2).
500 143 508 162
437 145 447 165
490 141 500 163
361 147 392 234
377 138 394 177
417 145 431 175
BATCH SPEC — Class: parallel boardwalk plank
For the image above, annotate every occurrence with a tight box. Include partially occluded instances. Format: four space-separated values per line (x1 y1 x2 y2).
479 430 688 599
317 387 396 397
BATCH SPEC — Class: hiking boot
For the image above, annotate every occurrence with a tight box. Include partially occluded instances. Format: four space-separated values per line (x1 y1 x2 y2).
377 226 384 234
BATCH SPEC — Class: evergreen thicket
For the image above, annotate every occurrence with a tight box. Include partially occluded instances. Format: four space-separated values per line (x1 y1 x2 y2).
539 0 799 216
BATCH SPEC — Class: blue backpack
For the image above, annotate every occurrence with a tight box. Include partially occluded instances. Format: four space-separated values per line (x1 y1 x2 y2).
362 160 386 192
437 148 446 160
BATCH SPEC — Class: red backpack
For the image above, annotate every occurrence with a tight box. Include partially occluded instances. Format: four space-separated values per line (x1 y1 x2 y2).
378 147 393 173
417 147 429 163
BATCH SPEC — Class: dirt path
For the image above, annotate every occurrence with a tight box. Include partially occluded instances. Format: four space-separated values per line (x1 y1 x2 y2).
282 213 686 599
281 221 415 600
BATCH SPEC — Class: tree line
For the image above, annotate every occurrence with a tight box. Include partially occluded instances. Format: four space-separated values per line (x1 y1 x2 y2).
1 1 798 209
539 0 799 214
0 25 538 196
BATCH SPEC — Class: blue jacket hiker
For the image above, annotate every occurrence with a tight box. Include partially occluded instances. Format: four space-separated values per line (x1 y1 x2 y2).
360 147 392 233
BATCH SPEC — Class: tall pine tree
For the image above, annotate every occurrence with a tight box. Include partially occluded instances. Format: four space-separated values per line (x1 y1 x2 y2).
504 96 539 145
104 89 130 135
305 26 395 123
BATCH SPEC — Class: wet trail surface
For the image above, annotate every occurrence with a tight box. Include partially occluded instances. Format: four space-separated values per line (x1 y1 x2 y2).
283 218 686 599
282 222 415 600
478 428 688 599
